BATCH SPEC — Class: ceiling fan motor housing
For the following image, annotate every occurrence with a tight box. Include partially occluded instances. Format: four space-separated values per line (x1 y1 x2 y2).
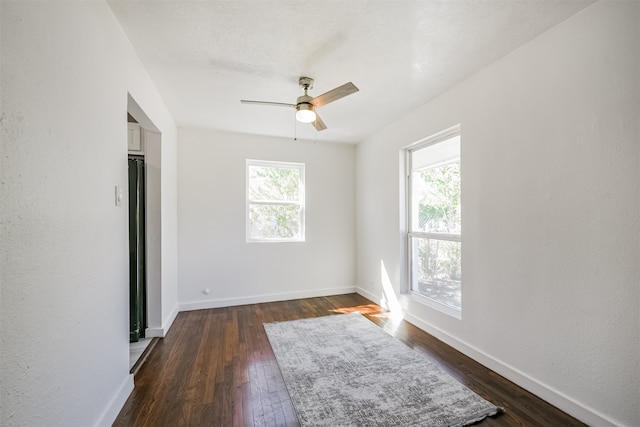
296 94 313 106
295 94 316 123
296 77 316 122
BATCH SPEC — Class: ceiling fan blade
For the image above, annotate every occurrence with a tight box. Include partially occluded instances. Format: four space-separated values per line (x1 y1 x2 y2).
240 100 295 108
310 113 327 132
310 82 359 108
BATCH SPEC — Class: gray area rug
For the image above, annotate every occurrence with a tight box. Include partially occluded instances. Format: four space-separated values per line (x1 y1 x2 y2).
264 313 502 427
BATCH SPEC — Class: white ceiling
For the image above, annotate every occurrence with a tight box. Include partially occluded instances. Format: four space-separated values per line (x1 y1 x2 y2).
108 0 593 144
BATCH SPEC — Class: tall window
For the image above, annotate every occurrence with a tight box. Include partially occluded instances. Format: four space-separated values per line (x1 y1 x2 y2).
407 128 461 313
246 160 305 242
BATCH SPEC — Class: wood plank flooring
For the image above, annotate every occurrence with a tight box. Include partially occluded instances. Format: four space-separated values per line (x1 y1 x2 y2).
113 294 586 426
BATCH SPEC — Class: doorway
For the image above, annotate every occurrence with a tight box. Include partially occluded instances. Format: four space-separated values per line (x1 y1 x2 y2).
126 95 161 371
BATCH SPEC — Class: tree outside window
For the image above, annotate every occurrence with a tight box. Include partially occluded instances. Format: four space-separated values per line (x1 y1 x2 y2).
246 160 305 242
408 130 461 312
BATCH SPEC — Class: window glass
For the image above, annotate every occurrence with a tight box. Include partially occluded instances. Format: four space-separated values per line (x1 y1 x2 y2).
407 129 461 312
412 161 461 234
247 160 305 242
249 166 301 202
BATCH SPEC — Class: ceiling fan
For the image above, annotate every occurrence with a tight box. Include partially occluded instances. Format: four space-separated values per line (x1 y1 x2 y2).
240 77 359 131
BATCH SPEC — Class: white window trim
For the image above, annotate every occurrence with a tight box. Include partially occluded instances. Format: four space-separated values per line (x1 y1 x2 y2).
246 159 305 243
408 291 463 319
404 125 462 318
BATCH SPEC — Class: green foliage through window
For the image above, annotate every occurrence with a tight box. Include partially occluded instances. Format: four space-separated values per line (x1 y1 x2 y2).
416 161 461 234
247 161 305 242
408 131 461 311
249 166 300 202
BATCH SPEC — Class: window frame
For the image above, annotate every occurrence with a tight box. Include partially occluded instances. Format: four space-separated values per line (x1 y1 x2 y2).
246 159 305 243
405 126 462 318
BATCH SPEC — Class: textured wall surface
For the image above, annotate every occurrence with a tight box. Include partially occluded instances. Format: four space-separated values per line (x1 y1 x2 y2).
0 2 178 426
2 1 637 426
355 2 639 426
177 128 356 309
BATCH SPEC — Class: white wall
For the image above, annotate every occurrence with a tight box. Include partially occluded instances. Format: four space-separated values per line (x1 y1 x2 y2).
356 2 639 426
159 118 179 333
141 128 164 336
178 128 355 309
0 2 178 426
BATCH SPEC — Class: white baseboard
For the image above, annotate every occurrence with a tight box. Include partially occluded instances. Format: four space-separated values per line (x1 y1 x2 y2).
179 286 357 312
355 286 383 307
399 310 620 427
107 287 622 427
145 328 164 337
355 288 619 426
145 303 179 337
95 374 134 427
106 288 351 426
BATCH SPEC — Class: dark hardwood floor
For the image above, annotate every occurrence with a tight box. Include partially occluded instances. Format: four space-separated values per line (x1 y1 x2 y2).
114 294 586 426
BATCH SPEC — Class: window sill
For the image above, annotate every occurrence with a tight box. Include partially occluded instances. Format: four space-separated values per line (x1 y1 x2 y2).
247 239 305 243
407 291 462 320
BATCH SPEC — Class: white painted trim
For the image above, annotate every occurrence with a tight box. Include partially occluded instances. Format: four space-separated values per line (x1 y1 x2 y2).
94 374 134 427
112 287 620 427
356 286 385 308
145 303 179 337
246 159 306 243
180 286 356 312
144 327 164 337
407 291 462 320
401 311 622 427
355 287 620 426
121 286 620 427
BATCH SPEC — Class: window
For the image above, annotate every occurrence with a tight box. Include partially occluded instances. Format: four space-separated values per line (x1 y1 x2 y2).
407 128 461 314
246 160 305 242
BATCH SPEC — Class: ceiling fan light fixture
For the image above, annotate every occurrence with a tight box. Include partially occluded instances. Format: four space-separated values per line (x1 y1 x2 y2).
241 77 358 132
295 103 316 123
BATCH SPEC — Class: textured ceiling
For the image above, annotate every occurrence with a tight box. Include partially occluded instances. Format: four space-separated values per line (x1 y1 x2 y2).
108 0 593 144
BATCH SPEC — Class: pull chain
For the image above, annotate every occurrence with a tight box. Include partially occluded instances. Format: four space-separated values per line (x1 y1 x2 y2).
293 112 297 141
313 120 317 144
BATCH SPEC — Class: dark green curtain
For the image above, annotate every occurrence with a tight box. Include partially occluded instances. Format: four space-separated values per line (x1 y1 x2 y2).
128 157 146 342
